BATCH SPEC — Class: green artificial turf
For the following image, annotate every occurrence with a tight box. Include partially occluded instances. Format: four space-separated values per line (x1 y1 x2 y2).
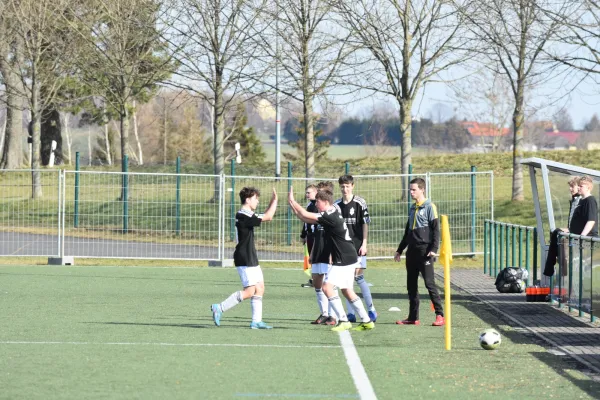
1 265 599 399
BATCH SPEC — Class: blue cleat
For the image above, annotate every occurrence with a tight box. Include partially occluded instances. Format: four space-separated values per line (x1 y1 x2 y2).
211 304 222 326
250 321 273 329
368 310 378 322
347 313 356 323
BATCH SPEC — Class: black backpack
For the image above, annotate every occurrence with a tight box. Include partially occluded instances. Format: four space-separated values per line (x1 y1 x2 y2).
495 267 528 293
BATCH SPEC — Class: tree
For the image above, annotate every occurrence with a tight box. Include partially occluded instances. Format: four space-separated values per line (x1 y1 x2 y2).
225 103 266 166
585 114 600 132
552 108 574 131
168 0 268 197
66 0 174 172
2 0 76 197
335 0 471 195
461 0 575 201
284 115 330 163
261 0 353 178
0 2 24 170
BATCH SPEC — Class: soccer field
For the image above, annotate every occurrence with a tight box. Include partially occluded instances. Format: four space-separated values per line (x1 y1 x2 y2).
1 265 599 399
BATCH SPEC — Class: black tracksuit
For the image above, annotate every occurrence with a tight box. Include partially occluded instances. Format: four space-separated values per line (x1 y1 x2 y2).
397 198 443 320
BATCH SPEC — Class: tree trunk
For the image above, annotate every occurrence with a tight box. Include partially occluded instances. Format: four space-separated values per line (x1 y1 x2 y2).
163 97 168 165
213 70 225 201
87 126 92 166
511 84 525 201
31 82 42 199
303 93 315 178
0 115 5 156
63 113 72 165
120 105 130 168
132 100 143 165
399 100 412 199
104 124 112 166
0 58 24 169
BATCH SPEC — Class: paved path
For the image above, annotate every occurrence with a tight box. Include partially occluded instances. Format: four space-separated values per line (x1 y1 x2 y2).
445 269 600 375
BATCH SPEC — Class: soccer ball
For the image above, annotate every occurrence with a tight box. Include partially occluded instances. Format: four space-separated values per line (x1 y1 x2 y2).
479 328 501 350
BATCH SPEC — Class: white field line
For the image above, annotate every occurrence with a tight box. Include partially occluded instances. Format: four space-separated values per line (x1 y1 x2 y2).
338 331 377 400
0 341 340 349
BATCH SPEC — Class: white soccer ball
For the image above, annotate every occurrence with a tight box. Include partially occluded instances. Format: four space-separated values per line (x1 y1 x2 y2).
479 328 501 350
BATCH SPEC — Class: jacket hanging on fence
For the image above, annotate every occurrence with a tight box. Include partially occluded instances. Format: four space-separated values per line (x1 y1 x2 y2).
543 229 567 277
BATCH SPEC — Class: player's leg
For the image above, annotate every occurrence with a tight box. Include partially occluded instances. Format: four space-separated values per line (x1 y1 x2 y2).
247 267 272 329
311 269 328 324
396 249 421 325
322 267 351 331
420 256 444 326
211 266 256 327
355 256 377 321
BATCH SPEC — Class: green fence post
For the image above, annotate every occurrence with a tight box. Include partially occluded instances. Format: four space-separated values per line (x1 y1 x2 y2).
175 156 181 236
533 228 538 282
287 162 292 246
470 166 476 254
493 223 498 277
345 162 350 175
484 221 488 275
511 225 516 266
591 242 595 322
499 224 503 272
230 159 236 241
567 236 573 311
505 224 509 268
525 228 531 276
518 228 523 268
579 239 584 317
407 164 413 215
74 152 80 228
122 155 129 234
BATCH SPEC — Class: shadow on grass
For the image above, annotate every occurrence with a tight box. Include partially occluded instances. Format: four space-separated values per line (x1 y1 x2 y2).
451 292 600 397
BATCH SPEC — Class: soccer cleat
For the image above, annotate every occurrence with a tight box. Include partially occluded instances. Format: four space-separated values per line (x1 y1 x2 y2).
352 321 375 331
211 304 222 327
324 316 337 326
331 321 352 332
347 313 356 323
432 315 445 326
250 321 273 329
368 310 378 322
311 314 328 325
395 319 420 325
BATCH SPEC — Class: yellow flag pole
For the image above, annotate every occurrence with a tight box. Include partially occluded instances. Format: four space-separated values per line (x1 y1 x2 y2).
440 215 453 351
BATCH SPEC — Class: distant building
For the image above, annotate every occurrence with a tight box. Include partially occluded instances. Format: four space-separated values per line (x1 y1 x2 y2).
460 121 510 150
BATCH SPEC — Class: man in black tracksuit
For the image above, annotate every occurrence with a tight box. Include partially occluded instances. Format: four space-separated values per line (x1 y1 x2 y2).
394 178 444 326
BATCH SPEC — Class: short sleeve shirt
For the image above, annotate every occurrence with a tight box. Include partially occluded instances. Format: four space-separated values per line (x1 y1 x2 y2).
233 209 262 266
317 205 358 266
570 196 598 237
335 196 370 252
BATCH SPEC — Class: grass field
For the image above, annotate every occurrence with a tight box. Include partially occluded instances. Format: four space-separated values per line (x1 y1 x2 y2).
2 264 600 399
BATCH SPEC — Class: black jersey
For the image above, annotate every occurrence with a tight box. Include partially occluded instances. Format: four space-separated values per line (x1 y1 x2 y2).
233 209 262 267
300 200 318 240
310 222 329 264
317 205 358 266
570 196 598 236
335 195 370 252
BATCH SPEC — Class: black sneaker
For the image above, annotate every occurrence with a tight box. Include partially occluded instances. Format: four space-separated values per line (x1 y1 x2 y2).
311 314 327 324
324 316 337 326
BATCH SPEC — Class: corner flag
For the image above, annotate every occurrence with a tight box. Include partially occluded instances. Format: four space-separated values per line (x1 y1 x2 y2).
440 214 452 350
303 243 311 277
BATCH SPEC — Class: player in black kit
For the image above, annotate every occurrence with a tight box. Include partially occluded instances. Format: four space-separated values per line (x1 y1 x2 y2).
211 187 278 329
289 187 374 332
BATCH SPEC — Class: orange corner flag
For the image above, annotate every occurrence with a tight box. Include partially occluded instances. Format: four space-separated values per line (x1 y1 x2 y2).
303 243 311 277
440 214 452 350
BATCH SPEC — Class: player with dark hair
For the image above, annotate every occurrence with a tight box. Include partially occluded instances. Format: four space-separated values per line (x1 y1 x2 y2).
335 175 377 322
211 186 278 329
289 186 374 332
394 177 444 327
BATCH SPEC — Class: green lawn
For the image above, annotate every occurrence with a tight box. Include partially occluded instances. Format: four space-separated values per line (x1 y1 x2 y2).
1 264 599 399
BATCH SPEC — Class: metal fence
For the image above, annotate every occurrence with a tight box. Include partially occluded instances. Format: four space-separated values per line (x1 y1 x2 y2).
483 220 539 284
0 169 493 262
554 232 599 322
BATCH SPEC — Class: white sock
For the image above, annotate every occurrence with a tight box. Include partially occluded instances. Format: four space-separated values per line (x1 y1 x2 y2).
345 298 353 315
220 291 243 313
328 295 347 322
315 288 329 316
350 296 370 323
251 295 263 323
356 275 375 311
